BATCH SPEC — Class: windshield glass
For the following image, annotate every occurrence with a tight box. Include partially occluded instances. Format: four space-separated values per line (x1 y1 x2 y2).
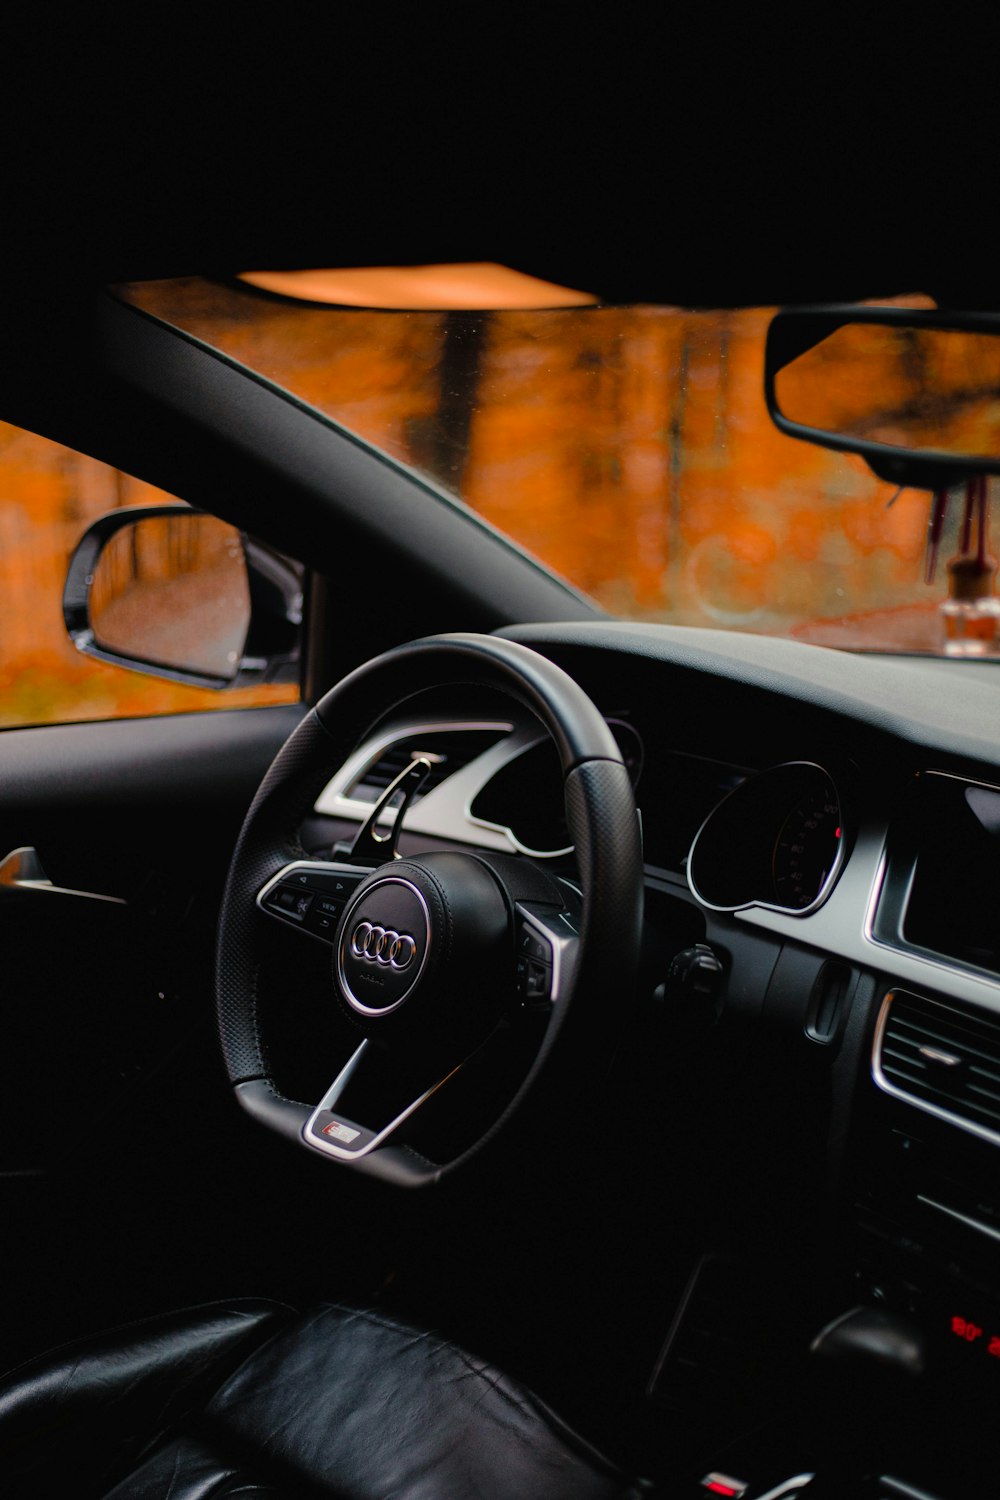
119 277 999 658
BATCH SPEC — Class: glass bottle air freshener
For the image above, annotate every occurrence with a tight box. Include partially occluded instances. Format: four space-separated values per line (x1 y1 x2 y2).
940 477 1000 656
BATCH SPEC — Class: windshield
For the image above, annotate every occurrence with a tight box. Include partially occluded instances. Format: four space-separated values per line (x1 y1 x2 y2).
120 277 1000 658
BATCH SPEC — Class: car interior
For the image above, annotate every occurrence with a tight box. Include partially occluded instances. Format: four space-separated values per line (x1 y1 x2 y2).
2 45 999 1500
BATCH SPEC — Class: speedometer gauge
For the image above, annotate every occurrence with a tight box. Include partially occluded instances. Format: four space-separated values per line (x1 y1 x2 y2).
688 761 845 916
771 776 842 910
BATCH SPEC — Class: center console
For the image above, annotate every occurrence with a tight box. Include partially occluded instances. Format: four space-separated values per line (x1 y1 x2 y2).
650 970 1000 1500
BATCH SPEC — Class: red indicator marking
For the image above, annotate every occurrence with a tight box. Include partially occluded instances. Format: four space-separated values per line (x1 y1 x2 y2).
705 1485 740 1498
951 1315 983 1342
834 826 842 838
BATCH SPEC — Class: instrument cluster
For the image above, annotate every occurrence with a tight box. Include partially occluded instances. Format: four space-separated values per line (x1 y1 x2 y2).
687 761 845 915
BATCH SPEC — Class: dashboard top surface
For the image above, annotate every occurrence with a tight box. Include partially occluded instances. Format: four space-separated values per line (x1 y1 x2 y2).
500 621 1000 774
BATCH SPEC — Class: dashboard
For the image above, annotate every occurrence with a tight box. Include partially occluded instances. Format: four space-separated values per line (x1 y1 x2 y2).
302 621 1000 1495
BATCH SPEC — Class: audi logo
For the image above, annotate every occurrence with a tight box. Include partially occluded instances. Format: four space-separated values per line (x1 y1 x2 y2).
350 921 417 970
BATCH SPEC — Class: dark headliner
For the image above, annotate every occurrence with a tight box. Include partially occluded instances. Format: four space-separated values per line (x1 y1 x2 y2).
4 30 995 311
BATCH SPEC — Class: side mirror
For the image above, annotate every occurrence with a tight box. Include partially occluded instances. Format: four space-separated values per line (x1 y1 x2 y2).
765 305 1000 490
63 506 302 689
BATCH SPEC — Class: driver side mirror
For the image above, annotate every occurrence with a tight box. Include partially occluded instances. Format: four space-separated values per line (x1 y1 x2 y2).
63 506 302 689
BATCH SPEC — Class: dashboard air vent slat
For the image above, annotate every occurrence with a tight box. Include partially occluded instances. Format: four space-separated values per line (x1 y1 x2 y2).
879 1061 1000 1118
349 729 505 805
890 1013 1000 1071
875 991 1000 1143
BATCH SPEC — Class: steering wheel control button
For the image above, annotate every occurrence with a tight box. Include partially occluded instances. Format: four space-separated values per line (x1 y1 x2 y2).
338 876 431 1016
518 926 553 964
525 961 550 999
307 872 360 897
513 906 579 1007
269 885 313 919
514 916 557 1003
257 862 369 942
515 952 552 1004
307 901 343 937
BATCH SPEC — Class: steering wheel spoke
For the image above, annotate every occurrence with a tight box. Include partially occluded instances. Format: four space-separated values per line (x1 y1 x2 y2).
257 859 372 943
305 1038 465 1161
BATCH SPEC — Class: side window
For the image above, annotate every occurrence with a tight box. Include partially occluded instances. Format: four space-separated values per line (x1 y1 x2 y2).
0 421 300 729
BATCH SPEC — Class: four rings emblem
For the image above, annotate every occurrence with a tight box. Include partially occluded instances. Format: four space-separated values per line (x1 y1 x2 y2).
338 876 429 1015
350 921 417 970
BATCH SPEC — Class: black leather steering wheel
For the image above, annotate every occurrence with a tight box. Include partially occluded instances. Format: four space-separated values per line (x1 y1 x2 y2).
216 633 643 1187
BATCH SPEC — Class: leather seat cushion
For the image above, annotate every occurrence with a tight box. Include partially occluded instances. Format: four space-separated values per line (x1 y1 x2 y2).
0 1299 652 1498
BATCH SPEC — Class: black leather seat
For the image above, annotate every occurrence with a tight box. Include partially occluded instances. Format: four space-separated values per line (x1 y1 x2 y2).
0 1299 653 1497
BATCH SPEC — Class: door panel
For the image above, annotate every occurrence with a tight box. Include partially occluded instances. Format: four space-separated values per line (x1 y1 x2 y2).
1 705 304 1156
0 703 326 1364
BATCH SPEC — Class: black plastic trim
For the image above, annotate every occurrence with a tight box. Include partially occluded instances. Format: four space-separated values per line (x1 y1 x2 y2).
765 304 1000 489
0 704 305 813
499 621 1000 772
96 291 603 655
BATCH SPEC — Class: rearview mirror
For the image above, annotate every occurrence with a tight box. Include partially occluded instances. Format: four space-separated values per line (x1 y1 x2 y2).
765 306 1000 489
63 507 302 689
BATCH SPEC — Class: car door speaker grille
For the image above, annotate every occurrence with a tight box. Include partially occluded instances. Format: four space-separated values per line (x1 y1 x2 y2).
874 989 1000 1144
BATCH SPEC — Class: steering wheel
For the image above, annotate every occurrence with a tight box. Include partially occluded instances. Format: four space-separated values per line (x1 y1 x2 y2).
216 634 643 1187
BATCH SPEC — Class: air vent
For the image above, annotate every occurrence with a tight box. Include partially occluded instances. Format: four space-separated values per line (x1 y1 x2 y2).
874 990 1000 1144
349 728 505 804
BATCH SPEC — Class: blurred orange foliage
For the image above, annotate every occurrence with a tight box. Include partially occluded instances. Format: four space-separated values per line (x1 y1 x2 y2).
5 278 997 734
125 279 972 654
